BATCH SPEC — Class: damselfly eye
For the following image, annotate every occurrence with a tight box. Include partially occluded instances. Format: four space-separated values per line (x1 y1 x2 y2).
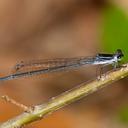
116 49 124 59
117 56 121 59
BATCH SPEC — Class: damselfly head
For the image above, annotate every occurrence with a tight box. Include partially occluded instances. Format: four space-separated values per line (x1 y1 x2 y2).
115 49 124 60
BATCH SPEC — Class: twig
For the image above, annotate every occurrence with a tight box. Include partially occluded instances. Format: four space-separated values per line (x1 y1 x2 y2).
1 95 30 112
0 63 128 128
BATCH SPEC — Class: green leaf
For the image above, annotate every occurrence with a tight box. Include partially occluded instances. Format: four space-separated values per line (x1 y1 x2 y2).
117 105 128 124
102 5 128 62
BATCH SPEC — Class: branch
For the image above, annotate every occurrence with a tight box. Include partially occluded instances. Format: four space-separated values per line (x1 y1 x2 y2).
0 63 128 128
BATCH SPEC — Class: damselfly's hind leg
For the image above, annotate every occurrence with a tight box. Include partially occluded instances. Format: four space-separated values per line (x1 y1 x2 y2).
96 64 110 80
96 65 101 78
96 65 105 79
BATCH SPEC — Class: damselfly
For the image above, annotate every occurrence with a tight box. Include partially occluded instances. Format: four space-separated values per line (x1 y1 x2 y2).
0 49 124 81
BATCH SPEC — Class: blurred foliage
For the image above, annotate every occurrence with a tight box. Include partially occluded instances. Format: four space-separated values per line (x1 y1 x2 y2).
102 5 128 125
117 105 128 124
102 5 128 63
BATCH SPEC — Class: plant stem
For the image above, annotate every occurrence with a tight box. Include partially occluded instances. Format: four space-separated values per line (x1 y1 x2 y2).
0 63 128 128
